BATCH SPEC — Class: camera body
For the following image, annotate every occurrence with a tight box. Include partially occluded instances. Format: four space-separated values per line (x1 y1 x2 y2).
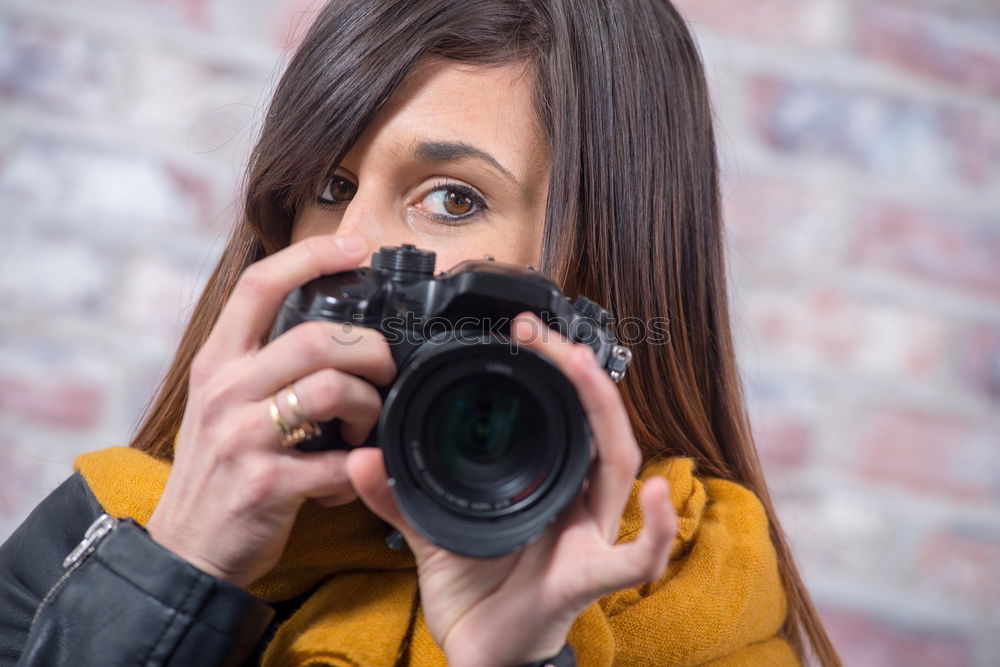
271 244 632 557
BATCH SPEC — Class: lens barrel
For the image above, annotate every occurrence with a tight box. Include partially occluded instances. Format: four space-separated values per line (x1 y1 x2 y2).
379 334 590 558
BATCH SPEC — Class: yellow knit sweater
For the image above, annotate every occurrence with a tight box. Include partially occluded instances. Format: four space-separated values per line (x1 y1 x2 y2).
74 447 798 666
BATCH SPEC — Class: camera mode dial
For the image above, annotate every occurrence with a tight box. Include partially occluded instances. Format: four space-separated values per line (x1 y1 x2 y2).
373 244 436 281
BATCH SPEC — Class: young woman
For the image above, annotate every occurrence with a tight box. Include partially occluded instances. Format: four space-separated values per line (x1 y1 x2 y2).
0 1 841 665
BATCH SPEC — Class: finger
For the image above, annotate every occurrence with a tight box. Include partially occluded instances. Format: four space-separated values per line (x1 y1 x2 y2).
242 320 395 398
203 234 368 359
569 344 641 543
513 312 639 542
619 477 676 577
510 311 575 365
277 368 383 446
275 447 354 506
344 448 432 554
588 477 676 598
313 489 359 507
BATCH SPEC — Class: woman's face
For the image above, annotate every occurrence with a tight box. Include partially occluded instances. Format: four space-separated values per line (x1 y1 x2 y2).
292 58 550 271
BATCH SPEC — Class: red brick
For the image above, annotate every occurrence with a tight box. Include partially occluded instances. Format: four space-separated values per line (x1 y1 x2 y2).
116 253 205 338
769 484 901 581
723 176 841 275
943 106 1000 187
125 51 260 153
0 231 116 317
753 409 812 467
857 3 1000 99
820 605 974 667
0 14 120 117
164 163 214 224
918 526 1000 616
273 0 326 49
673 0 846 49
749 75 1000 188
954 322 1000 404
743 289 946 379
0 439 44 520
128 0 210 28
744 378 819 468
851 408 1000 503
0 375 105 430
0 137 213 231
849 203 1000 301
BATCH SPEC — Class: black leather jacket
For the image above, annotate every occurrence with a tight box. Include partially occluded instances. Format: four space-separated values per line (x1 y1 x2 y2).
0 474 575 667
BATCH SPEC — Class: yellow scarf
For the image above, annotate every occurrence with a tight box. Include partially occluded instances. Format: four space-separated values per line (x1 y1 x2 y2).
74 446 798 666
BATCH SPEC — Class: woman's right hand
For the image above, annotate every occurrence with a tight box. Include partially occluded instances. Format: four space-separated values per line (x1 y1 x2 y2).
145 234 396 589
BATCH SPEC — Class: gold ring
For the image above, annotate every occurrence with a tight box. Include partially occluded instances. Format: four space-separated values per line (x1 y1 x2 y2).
269 387 322 448
285 384 308 427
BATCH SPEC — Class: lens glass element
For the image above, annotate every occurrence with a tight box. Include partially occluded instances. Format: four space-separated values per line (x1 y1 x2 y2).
423 374 552 511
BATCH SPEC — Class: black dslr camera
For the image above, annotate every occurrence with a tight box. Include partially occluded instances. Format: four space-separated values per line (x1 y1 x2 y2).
271 244 632 557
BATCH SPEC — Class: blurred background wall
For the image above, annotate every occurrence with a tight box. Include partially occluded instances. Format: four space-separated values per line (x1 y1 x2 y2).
1 0 997 664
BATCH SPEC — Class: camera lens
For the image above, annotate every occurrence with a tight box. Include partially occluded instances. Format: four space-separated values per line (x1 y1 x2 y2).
379 335 589 558
425 375 551 511
432 378 529 475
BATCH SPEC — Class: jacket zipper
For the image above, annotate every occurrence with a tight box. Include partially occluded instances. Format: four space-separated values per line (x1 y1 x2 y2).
27 513 119 631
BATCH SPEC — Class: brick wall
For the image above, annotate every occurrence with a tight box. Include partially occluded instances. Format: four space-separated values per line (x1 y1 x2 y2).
675 1 1000 664
1 1 998 665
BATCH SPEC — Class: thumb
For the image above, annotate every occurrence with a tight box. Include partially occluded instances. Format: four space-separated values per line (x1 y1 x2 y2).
345 447 431 552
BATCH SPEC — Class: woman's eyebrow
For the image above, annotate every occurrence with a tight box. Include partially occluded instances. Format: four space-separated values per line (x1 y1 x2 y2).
414 140 518 185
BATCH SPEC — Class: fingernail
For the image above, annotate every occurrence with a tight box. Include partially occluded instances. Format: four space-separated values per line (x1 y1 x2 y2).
335 235 366 253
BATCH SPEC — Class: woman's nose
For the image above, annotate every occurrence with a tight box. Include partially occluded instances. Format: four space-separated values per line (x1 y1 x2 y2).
335 196 374 238
332 189 389 261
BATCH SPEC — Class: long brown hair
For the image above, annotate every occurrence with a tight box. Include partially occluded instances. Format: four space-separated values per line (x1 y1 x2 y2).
129 1 840 664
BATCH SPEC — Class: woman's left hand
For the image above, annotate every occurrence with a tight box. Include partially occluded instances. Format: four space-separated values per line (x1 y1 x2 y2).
345 312 677 667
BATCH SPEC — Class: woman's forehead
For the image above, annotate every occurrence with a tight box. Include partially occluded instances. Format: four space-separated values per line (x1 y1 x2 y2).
340 58 548 180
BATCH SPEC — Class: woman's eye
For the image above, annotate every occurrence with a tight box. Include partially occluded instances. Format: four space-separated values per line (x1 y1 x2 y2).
420 184 485 221
315 176 485 221
317 176 357 206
